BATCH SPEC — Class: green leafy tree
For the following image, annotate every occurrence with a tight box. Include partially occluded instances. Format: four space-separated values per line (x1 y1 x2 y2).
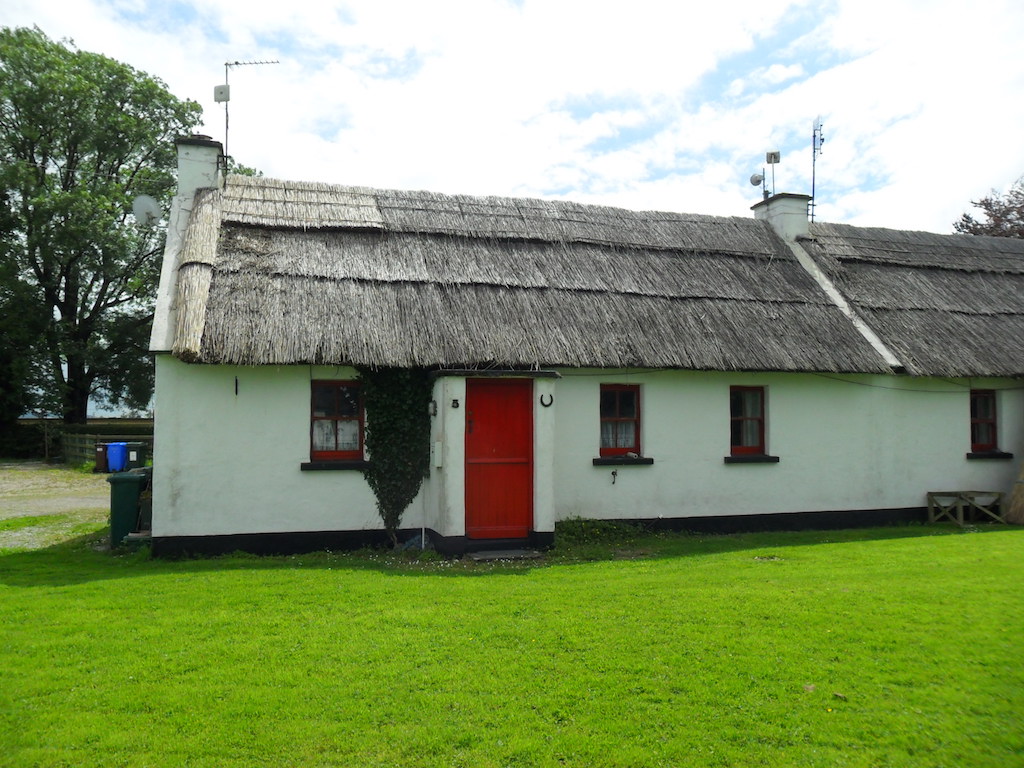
0 26 202 423
357 367 433 547
0 262 44 423
954 176 1024 238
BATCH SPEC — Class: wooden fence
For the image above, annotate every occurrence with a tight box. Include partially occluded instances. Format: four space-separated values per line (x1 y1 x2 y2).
63 434 154 467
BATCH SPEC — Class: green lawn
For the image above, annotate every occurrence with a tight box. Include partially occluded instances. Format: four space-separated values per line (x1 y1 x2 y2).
1 520 1022 767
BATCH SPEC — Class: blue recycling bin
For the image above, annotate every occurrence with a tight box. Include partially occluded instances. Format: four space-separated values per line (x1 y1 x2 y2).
106 442 128 472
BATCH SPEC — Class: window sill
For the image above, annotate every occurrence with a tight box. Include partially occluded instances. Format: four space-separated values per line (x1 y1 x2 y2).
966 451 1014 460
300 460 370 471
593 456 654 466
724 455 780 464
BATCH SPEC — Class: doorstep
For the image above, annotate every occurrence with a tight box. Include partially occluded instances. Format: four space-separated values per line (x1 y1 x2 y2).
124 530 152 542
465 549 543 562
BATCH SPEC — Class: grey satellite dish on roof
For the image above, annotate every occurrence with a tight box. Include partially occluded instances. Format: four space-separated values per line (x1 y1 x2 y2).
132 195 160 226
749 173 764 186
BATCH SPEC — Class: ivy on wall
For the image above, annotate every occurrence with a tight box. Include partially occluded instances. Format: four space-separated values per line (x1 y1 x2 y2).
356 367 432 547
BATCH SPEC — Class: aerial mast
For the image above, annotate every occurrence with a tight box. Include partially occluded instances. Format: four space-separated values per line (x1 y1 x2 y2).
766 150 780 196
811 117 825 222
214 59 280 170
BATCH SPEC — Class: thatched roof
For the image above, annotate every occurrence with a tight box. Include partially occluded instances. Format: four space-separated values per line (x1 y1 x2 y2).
169 175 1022 376
804 223 1024 377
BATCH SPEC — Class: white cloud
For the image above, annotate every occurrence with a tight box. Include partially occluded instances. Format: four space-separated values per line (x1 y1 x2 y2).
3 0 1023 232
729 63 806 98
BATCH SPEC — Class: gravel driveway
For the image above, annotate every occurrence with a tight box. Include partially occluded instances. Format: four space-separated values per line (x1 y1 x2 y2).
0 462 109 519
0 462 110 550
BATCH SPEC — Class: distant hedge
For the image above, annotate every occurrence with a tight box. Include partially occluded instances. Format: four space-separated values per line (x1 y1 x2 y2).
63 422 154 436
0 422 60 459
1 420 154 460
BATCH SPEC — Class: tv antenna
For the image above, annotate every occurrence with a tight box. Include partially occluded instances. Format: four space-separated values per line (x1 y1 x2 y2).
765 150 780 195
749 171 767 200
811 117 825 222
131 194 160 227
214 59 279 170
750 150 780 199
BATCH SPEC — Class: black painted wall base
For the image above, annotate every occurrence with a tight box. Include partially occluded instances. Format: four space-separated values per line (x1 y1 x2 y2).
638 506 928 534
151 527 556 559
151 528 395 558
151 508 927 559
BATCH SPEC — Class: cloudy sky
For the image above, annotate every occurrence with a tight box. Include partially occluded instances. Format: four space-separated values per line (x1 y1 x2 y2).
4 0 1023 233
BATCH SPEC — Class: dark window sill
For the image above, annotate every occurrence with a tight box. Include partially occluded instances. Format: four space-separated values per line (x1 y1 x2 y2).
593 456 655 466
724 455 780 464
301 460 370 471
966 451 1014 460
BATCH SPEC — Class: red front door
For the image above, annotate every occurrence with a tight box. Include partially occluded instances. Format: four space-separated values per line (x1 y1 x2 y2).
465 378 534 539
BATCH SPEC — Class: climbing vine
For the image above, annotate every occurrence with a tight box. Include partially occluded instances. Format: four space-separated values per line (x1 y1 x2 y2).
356 366 433 547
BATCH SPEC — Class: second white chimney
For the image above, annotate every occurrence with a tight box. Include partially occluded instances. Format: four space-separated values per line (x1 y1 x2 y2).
752 193 811 241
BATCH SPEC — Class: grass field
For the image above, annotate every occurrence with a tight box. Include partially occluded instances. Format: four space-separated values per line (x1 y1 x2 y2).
1 470 1022 766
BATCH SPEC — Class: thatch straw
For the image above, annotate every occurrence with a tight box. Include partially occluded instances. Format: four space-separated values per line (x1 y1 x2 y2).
168 175 1024 376
172 188 221 361
221 176 384 230
808 222 1024 273
805 222 1024 377
195 272 888 371
173 264 212 362
224 176 780 255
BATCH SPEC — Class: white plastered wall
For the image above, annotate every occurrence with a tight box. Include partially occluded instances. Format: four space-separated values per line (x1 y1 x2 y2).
421 376 466 538
153 357 382 537
153 358 1022 538
153 365 558 540
533 377 557 534
419 376 557 539
550 370 1023 521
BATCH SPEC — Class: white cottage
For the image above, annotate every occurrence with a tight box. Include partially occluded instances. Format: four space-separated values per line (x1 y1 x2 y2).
149 136 1024 556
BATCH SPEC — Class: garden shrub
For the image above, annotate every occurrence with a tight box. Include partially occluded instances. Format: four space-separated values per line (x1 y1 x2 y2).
555 516 643 546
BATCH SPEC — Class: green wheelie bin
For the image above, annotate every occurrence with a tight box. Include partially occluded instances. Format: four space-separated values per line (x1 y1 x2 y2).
106 469 150 547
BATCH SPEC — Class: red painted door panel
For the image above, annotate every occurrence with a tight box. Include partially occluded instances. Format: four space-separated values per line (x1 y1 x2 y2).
465 379 533 539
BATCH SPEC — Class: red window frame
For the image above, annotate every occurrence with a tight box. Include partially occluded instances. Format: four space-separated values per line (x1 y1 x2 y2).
310 380 364 461
730 386 766 456
600 384 641 457
970 389 998 453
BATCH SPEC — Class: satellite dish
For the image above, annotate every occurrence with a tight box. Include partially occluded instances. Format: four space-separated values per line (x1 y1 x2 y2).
749 173 764 186
132 195 160 227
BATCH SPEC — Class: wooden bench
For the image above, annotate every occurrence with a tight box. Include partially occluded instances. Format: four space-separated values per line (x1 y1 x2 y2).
927 491 1005 525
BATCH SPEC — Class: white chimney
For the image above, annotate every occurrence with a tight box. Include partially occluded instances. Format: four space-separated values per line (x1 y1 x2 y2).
174 134 223 198
149 135 223 353
751 193 811 241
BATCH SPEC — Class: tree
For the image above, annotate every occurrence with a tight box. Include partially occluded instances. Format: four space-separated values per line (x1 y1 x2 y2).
357 367 433 548
0 26 202 423
953 176 1024 239
0 261 44 424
